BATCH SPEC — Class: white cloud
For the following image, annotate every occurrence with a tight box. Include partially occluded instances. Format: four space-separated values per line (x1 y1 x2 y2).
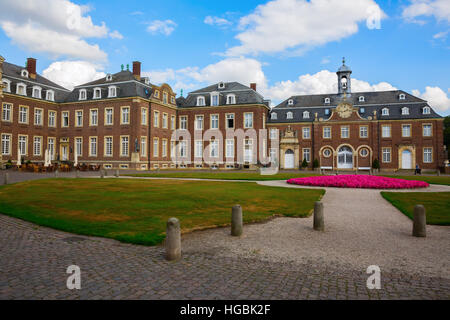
109 30 124 40
204 16 232 27
0 0 120 61
402 0 450 24
433 30 449 39
146 20 177 36
43 61 106 90
412 87 450 114
226 0 385 56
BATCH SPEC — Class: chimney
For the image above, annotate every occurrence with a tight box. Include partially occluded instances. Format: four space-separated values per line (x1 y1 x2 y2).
27 58 37 79
250 83 257 91
133 61 141 80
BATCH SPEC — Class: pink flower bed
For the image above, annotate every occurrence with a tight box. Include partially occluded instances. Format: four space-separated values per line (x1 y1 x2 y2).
287 175 429 189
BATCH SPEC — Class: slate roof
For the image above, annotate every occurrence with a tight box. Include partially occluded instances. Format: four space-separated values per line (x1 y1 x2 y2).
177 82 270 108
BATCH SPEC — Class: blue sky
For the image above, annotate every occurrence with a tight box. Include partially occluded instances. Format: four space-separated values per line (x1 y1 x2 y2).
0 0 449 114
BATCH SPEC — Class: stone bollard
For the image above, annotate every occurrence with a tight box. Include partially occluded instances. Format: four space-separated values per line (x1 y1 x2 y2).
4 172 10 185
412 205 426 237
165 218 181 261
437 170 440 176
231 204 243 236
115 169 119 177
55 169 58 177
313 201 324 231
76 170 80 178
100 170 104 179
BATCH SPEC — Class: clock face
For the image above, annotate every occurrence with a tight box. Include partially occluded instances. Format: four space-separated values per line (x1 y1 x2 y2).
337 103 353 118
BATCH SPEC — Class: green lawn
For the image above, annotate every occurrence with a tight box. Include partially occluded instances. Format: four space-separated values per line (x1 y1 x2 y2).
126 171 319 181
0 178 324 245
381 175 450 186
381 192 450 225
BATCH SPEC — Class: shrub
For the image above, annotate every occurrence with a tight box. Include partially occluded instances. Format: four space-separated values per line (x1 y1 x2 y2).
372 158 380 169
301 159 308 169
313 159 319 169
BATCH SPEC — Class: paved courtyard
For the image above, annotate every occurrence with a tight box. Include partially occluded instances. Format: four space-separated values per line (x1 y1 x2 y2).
0 172 449 299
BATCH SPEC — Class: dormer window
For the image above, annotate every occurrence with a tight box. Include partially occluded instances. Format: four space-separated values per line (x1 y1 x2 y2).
324 97 330 104
286 111 293 119
108 86 117 98
106 74 113 82
210 92 219 106
401 107 409 115
324 109 330 115
16 83 27 96
79 89 87 100
303 111 310 119
197 96 205 106
399 93 406 100
2 79 11 92
360 107 365 113
381 108 389 116
226 94 236 105
359 96 365 102
423 106 431 115
288 99 294 106
143 77 150 85
21 69 29 78
218 82 225 89
271 112 277 120
93 87 101 99
46 90 55 101
32 86 42 99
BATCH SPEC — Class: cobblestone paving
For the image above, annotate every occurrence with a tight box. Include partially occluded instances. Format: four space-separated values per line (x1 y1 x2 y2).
1 215 449 300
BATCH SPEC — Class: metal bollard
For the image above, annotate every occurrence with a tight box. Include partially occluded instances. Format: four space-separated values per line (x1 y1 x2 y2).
313 201 324 231
165 218 181 261
412 205 426 237
231 205 243 236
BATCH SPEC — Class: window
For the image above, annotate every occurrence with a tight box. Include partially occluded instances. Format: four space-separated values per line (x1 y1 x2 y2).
381 108 389 116
402 124 411 137
197 96 205 106
286 112 293 119
360 148 369 157
382 148 391 163
399 93 406 100
359 126 368 138
288 99 294 106
162 139 167 157
89 137 97 156
121 107 130 124
179 141 187 158
141 108 147 125
171 96 175 104
62 111 69 127
210 140 219 158
46 90 54 101
360 107 365 114
271 113 277 120
34 108 43 126
75 137 82 156
270 148 277 162
171 116 175 130
381 125 391 138
154 90 160 98
108 86 117 98
140 137 147 157
226 139 234 158
323 148 332 158
303 111 310 119
244 139 252 162
121 136 129 156
401 107 409 115
16 83 26 96
323 127 331 139
423 107 431 115
270 128 278 140
302 127 311 139
195 115 204 130
163 92 168 104
423 148 432 163
75 110 83 127
180 116 187 130
303 148 311 162
324 98 330 104
2 79 11 92
153 111 159 127
32 86 42 99
2 103 12 122
1 134 11 155
324 109 330 116
226 113 235 129
162 113 168 129
211 114 219 129
359 96 365 102
341 126 349 138
244 113 253 128
89 109 97 126
93 88 101 99
79 89 87 100
153 138 159 157
19 106 28 124
195 140 203 158
105 108 113 125
105 137 113 156
226 94 236 104
19 135 27 155
211 93 219 106
218 82 225 89
170 141 176 157
48 111 56 127
423 124 432 137
48 138 55 160
21 70 29 77
106 74 113 81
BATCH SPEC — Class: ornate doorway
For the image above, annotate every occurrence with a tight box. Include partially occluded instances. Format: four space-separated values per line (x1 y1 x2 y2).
337 146 353 169
284 149 295 169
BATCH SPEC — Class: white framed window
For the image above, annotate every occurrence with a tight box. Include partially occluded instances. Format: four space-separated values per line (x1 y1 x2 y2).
46 90 54 101
32 86 42 99
244 139 252 162
48 110 56 127
423 148 432 163
2 79 11 92
211 114 219 129
360 148 369 157
402 124 411 137
381 125 391 138
382 148 391 163
89 109 98 126
171 115 175 130
140 137 147 157
324 97 330 104
271 113 277 120
180 116 187 130
104 137 113 156
226 113 234 129
423 106 431 115
21 69 29 78
34 108 43 125
121 107 130 124
162 113 168 129
153 111 159 127
141 108 148 125
108 86 117 98
303 111 310 119
303 148 311 163
323 148 332 158
423 124 432 137
170 141 176 157
381 108 389 116
341 126 349 138
76 110 83 127
153 138 159 157
195 115 204 130
19 106 28 124
226 139 234 158
162 139 167 157
197 96 205 106
211 93 219 106
401 107 409 115
89 137 97 156
48 137 55 160
19 135 27 156
359 96 365 102
62 111 69 127
270 128 278 140
302 127 311 139
2 103 12 122
93 87 102 99
163 92 168 104
286 112 293 119
79 89 87 100
121 136 129 157
16 83 26 96
106 74 113 81
244 113 253 128
33 136 42 156
1 134 11 155
359 126 368 138
195 140 203 158
75 137 83 156
179 141 187 158
210 140 219 158
105 108 113 125
399 93 406 100
226 94 236 104
288 99 294 106
323 127 331 139
218 82 225 89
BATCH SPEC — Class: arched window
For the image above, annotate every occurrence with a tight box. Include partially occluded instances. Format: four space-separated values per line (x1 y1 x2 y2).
108 86 117 98
288 99 294 106
16 83 27 96
218 82 225 89
341 77 348 89
286 111 293 119
32 86 42 99
93 87 102 99
197 96 205 106
401 107 409 115
423 106 431 115
381 108 389 116
303 111 310 119
399 93 406 100
106 74 113 81
359 96 365 102
324 97 330 104
226 94 236 105
46 90 55 101
79 89 87 100
2 79 11 92
271 112 277 120
21 69 29 78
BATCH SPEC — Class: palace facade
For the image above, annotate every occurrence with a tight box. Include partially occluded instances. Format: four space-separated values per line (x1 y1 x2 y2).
0 55 445 172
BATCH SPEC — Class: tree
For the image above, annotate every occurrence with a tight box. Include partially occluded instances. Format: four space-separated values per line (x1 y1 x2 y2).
444 116 450 160
372 158 380 170
301 158 308 169
313 158 319 169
